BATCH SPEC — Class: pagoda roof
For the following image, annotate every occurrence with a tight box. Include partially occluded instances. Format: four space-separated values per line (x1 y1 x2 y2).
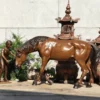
57 0 79 24
59 16 79 24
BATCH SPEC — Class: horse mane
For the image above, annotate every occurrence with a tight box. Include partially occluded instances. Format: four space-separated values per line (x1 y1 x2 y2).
20 36 49 51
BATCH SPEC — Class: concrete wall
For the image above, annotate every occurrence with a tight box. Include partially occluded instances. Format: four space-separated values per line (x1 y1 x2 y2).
0 0 100 43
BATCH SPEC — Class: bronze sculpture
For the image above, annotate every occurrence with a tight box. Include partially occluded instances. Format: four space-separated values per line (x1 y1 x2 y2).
15 36 94 88
54 0 79 83
0 40 14 82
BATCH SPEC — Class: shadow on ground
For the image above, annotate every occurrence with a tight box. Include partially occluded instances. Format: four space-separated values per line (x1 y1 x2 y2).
0 89 100 100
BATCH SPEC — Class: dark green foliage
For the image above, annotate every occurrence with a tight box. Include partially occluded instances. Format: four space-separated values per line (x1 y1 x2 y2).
46 68 56 77
17 64 28 81
9 33 23 59
8 33 24 80
7 59 16 80
10 33 35 81
0 42 5 49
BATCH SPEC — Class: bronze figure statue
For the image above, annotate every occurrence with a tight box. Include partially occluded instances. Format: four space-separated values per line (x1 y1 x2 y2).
0 40 14 82
15 36 94 88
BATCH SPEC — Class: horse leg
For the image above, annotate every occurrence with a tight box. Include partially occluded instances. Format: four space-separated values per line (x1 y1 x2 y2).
74 60 89 89
32 72 40 85
45 73 53 85
86 59 94 87
33 57 49 85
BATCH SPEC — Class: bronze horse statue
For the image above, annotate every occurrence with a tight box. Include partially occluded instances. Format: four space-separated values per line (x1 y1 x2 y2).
15 36 94 88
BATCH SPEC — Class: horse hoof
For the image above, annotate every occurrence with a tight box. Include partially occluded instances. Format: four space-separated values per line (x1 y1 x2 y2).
73 83 82 89
48 80 53 85
32 81 37 85
4 80 9 82
86 83 92 88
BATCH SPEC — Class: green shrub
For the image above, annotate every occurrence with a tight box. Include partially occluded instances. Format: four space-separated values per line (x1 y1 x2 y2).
17 64 28 81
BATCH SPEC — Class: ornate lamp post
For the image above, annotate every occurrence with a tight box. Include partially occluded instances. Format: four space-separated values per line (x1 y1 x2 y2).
55 0 79 39
55 0 79 83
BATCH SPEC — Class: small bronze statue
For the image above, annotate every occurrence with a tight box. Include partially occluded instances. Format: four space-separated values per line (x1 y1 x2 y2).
0 40 14 82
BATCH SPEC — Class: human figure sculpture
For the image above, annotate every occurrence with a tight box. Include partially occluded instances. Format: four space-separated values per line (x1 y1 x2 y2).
0 40 14 82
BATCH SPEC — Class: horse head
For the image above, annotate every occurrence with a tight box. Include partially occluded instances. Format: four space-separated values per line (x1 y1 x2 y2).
15 49 27 68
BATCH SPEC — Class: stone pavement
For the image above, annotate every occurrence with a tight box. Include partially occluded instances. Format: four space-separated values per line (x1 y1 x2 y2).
0 80 100 100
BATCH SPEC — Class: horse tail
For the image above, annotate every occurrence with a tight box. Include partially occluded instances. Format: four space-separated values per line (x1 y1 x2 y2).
89 43 98 78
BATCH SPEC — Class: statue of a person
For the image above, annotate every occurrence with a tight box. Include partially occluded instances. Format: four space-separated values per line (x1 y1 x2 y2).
0 40 14 82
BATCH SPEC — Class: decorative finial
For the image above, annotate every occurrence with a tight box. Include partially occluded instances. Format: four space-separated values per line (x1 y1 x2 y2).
56 0 79 23
68 0 70 5
65 0 71 14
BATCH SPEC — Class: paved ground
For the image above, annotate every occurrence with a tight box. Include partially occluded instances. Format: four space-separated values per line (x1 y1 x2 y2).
0 80 100 100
